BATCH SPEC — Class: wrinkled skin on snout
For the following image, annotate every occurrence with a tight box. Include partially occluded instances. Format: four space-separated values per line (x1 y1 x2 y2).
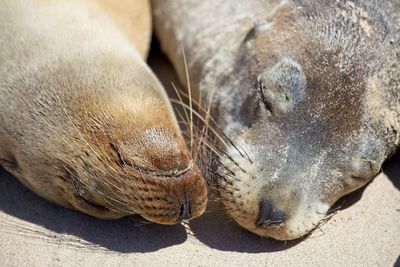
0 61 208 225
0 0 208 225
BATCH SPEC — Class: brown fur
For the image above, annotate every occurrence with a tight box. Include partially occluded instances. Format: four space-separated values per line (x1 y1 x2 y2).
0 0 207 224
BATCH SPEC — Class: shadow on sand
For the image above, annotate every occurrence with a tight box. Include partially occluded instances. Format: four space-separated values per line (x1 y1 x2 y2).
383 151 400 191
188 198 303 254
0 168 187 253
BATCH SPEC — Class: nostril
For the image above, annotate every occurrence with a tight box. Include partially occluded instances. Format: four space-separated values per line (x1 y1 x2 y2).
258 198 273 222
178 195 191 221
257 198 286 227
270 210 286 223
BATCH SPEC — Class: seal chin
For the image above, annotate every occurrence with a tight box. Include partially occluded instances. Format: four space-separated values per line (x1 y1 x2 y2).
251 202 330 240
72 193 126 220
226 197 330 240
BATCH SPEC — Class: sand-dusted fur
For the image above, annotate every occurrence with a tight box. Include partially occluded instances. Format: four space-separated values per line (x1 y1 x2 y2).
153 0 399 239
0 0 207 224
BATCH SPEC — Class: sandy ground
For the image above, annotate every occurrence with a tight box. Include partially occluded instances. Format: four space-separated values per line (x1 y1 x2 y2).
0 45 399 267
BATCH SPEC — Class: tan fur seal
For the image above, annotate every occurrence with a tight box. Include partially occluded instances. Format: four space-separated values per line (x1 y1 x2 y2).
0 0 207 225
153 0 400 239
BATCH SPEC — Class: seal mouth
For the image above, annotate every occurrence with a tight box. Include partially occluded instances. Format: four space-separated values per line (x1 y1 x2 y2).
72 193 126 219
79 195 110 212
127 160 193 178
68 158 207 224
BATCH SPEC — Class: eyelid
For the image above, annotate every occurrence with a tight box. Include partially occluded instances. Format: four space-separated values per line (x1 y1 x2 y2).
256 78 273 114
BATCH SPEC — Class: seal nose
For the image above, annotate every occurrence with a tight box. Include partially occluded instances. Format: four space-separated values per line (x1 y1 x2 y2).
177 195 191 221
257 198 286 227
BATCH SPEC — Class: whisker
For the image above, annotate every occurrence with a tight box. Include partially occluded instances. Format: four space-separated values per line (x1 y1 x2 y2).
171 82 191 135
171 99 253 168
181 45 194 154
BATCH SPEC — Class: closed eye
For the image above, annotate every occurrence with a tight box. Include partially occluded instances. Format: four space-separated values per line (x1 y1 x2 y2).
256 78 273 114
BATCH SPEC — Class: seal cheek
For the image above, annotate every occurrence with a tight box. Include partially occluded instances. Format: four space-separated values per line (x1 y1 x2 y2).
350 157 380 180
341 157 382 193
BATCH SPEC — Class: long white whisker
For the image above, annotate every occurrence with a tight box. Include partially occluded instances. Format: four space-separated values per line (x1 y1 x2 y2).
181 45 194 154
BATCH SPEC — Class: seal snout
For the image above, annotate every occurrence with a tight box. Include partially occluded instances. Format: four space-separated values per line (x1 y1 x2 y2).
257 198 286 228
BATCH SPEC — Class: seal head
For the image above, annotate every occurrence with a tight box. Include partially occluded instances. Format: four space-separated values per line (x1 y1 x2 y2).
214 1 399 240
0 0 207 224
0 60 207 224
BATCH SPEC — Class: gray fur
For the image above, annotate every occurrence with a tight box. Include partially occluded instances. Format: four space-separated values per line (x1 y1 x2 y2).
153 0 400 239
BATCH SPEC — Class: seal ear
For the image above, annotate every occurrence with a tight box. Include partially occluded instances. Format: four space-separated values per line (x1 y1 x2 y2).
243 2 293 43
257 57 307 115
243 19 274 43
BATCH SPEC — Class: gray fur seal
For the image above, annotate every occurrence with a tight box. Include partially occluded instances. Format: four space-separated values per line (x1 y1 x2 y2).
153 0 399 239
0 0 207 225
